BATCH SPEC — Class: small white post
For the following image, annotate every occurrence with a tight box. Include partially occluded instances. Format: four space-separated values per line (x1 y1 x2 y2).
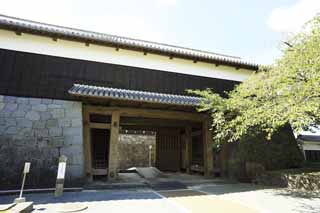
15 162 30 203
149 145 152 167
55 155 67 197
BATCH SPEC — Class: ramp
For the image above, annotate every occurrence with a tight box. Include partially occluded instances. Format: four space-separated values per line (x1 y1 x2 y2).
129 167 166 179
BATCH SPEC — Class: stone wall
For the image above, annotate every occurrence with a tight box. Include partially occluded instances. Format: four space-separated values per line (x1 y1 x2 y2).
118 134 156 170
0 95 84 189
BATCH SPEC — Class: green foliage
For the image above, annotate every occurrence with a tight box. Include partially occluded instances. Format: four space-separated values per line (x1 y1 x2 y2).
190 15 320 144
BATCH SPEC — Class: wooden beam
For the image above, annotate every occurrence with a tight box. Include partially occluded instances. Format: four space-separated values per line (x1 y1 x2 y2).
83 105 207 122
89 122 111 129
108 111 120 179
83 108 93 182
185 126 192 174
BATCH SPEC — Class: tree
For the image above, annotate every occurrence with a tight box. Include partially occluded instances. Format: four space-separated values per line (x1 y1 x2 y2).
190 15 320 145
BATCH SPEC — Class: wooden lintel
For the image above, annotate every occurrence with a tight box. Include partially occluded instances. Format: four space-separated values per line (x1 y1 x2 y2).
191 130 202 137
89 122 111 129
83 105 207 122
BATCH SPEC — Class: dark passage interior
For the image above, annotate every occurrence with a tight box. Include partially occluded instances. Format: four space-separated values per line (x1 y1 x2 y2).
91 128 110 177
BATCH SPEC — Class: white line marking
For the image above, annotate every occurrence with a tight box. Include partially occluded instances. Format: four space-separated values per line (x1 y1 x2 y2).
152 191 191 213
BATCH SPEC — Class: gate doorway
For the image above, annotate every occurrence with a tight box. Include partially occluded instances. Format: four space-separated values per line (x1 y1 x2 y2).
156 130 181 172
91 128 110 177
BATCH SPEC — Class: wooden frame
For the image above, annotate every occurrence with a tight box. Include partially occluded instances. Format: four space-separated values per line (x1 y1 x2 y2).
83 104 213 181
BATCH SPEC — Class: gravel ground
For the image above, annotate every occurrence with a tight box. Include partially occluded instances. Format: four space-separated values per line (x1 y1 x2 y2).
191 183 320 213
1 183 319 212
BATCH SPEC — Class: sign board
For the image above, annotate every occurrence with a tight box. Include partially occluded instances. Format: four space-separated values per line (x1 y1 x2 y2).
23 162 31 174
57 162 66 179
55 155 67 197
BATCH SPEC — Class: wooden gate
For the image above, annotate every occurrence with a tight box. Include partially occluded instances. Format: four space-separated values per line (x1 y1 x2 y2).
156 130 181 171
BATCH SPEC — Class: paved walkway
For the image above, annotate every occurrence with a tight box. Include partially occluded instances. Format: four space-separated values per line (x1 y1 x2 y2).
1 183 320 212
191 183 320 213
159 189 258 213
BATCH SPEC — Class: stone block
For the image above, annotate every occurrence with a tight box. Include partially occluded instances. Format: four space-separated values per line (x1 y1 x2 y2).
0 103 4 111
72 136 82 145
33 128 49 137
32 120 46 129
0 118 5 125
0 95 3 102
0 112 12 118
3 103 18 112
48 104 62 109
40 111 52 121
32 104 47 112
26 111 40 121
48 137 64 147
65 110 81 119
18 104 32 112
17 97 29 104
4 96 17 103
16 119 33 128
59 119 71 127
63 127 82 136
51 109 65 119
46 119 58 128
64 135 82 146
0 125 6 134
5 126 20 134
18 128 33 137
53 100 70 105
29 98 42 105
49 127 63 137
5 118 16 126
41 98 53 104
67 164 84 178
67 153 84 165
12 110 26 117
71 118 82 127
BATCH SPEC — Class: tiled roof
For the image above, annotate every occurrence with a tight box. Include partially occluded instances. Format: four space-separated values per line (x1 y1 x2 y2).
0 14 259 70
68 84 202 106
298 135 320 142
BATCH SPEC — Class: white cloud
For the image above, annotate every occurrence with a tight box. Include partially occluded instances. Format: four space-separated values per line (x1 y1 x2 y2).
0 0 166 42
267 0 320 33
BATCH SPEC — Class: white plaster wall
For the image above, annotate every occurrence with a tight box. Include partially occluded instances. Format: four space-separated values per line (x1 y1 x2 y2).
0 29 254 82
302 142 320 151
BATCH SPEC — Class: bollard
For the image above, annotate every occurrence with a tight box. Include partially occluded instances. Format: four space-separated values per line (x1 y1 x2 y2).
149 145 152 167
14 162 30 203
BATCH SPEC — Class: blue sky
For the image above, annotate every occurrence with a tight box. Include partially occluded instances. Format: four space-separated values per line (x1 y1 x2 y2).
1 0 319 64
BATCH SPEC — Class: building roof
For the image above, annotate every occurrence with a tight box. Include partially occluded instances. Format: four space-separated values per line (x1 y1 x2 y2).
298 135 320 142
68 84 202 106
0 14 259 70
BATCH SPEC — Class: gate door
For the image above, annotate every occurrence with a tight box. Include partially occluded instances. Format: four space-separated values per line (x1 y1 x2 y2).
156 130 181 171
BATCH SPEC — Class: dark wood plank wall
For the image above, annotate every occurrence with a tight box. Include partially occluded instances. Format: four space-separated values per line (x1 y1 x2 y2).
0 48 239 100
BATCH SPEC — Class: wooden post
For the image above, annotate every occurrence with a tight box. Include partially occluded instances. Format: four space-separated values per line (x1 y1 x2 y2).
83 109 93 182
108 111 120 179
185 126 192 174
203 119 213 177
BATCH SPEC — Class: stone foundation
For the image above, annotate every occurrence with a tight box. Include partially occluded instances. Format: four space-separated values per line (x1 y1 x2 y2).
0 95 84 189
118 134 156 169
